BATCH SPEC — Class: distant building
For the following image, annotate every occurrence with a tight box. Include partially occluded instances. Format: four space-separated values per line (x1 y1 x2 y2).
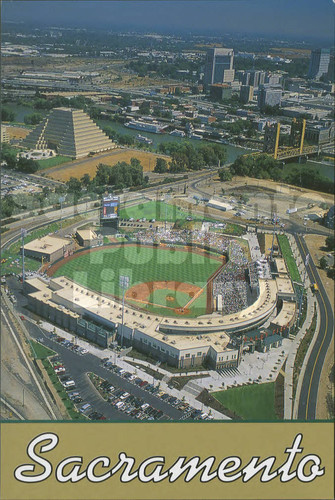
1 125 9 144
265 74 283 86
249 70 266 88
204 48 234 89
307 49 331 80
305 122 334 145
209 83 233 100
258 85 282 110
207 199 233 212
240 85 254 104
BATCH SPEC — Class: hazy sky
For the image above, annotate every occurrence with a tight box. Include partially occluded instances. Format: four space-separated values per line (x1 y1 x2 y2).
2 0 334 41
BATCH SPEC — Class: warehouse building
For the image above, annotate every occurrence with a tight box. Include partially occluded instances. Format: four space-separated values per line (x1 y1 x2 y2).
207 199 233 212
75 229 102 248
22 235 75 263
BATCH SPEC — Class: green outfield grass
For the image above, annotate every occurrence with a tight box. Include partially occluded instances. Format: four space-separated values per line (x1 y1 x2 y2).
53 245 220 316
212 383 278 421
277 234 301 283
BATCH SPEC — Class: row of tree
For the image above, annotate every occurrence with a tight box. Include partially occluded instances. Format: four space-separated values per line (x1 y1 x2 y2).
156 142 227 172
65 158 148 200
227 154 333 194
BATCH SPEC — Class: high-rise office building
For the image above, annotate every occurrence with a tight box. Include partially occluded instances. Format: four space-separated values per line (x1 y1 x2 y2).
258 85 282 110
204 48 234 89
241 72 250 85
240 85 254 104
307 49 331 80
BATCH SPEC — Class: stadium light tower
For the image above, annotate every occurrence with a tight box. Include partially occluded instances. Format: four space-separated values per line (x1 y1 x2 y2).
119 275 130 348
21 228 27 282
59 196 65 235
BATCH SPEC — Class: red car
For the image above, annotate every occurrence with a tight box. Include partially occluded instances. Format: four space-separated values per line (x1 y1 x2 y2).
19 315 25 320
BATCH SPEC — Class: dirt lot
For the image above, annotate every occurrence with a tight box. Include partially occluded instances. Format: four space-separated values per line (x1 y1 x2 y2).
46 149 170 182
198 175 334 221
304 234 334 420
5 126 30 140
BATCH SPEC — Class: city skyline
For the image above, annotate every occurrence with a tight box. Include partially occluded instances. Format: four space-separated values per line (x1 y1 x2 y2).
2 0 334 42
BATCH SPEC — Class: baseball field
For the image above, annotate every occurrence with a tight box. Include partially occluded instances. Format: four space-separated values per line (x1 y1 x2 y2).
51 244 224 317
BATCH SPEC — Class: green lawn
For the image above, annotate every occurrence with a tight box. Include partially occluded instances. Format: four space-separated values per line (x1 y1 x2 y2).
277 234 301 283
119 201 191 222
212 383 278 421
30 340 56 360
37 156 73 169
53 246 220 316
209 223 245 236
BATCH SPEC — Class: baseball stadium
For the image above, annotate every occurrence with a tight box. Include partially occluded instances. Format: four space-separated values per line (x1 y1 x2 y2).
23 198 296 370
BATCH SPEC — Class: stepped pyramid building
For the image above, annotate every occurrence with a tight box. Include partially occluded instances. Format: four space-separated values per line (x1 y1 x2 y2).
23 107 116 159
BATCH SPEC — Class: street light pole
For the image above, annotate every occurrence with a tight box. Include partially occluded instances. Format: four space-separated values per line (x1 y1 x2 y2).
59 196 65 235
21 228 27 283
298 253 309 326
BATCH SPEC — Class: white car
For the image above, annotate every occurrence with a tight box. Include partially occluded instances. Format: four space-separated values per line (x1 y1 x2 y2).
120 392 130 400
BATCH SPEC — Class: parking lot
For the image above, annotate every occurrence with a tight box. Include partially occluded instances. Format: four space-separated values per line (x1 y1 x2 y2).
29 328 212 421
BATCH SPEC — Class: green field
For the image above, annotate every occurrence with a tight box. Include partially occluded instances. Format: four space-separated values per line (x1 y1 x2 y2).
37 156 72 169
212 383 278 421
119 201 191 222
30 340 56 360
277 234 301 283
53 245 221 316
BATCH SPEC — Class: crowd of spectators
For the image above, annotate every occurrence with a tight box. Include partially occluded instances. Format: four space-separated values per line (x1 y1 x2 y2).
134 228 236 255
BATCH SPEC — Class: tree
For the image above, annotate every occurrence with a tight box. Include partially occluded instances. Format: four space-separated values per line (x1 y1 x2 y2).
325 235 335 252
130 158 142 169
327 268 335 280
66 177 82 202
1 195 15 218
319 256 328 270
218 168 232 182
0 144 17 169
24 113 43 125
154 157 168 174
1 108 15 122
17 157 38 173
81 173 91 189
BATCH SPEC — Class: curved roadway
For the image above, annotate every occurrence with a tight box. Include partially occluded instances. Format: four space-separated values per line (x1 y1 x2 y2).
295 234 334 420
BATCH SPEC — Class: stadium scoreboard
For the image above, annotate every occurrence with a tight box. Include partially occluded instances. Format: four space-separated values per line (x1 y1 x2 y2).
100 195 120 234
101 195 119 220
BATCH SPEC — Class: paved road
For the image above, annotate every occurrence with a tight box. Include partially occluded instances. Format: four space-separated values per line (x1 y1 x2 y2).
295 234 334 420
25 321 184 422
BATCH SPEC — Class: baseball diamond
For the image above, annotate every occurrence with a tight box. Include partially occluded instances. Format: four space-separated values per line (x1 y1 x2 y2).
49 244 225 317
